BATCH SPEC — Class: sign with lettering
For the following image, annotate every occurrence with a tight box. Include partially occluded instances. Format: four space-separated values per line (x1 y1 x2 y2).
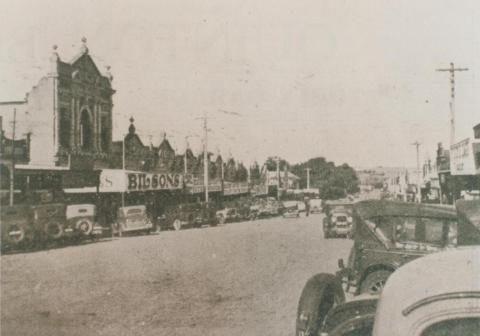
127 172 183 191
223 182 249 195
450 138 480 176
99 169 183 192
186 178 222 194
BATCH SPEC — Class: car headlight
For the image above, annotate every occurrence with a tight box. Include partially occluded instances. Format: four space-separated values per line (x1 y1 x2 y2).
347 216 353 223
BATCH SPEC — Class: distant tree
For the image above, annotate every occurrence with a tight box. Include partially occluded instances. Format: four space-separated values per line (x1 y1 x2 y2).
250 161 261 182
265 157 289 171
291 157 359 200
235 163 248 182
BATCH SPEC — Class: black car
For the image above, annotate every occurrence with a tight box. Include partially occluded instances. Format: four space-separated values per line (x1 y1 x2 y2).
160 202 218 231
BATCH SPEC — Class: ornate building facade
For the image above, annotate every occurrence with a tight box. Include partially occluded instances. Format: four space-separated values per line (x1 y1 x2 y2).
0 38 115 169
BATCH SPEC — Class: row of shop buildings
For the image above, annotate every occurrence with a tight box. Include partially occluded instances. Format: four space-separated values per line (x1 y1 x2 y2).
0 39 275 212
0 39 308 211
387 124 480 204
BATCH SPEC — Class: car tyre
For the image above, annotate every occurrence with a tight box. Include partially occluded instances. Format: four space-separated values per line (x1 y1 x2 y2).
44 221 64 240
360 270 392 295
296 273 345 336
218 214 225 225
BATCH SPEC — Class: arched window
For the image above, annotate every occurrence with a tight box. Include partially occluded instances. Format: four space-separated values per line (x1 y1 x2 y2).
79 110 93 149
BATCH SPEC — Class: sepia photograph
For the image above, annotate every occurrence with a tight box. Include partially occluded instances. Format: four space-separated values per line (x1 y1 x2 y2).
0 1 479 335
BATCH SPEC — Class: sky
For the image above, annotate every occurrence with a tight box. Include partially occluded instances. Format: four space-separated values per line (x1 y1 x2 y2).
1 0 479 168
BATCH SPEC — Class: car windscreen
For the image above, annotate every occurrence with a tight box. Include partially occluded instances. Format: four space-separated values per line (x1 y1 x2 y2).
368 216 457 247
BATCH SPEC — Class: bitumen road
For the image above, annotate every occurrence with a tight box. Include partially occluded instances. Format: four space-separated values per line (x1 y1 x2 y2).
1 214 352 336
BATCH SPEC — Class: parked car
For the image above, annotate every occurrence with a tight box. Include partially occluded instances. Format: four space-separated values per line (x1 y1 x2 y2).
216 207 242 224
309 198 323 214
296 246 480 336
323 201 354 238
1 204 34 248
249 198 284 219
161 202 218 230
337 200 458 295
65 204 103 238
282 201 300 218
31 203 71 241
113 205 154 235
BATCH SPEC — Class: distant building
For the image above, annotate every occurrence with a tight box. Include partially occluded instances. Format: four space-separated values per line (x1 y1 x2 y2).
266 170 299 189
0 38 115 169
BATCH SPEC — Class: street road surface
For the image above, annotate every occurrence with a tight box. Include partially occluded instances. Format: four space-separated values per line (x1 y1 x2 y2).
1 215 352 336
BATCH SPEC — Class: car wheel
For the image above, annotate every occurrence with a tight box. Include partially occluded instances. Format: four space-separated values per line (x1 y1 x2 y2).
76 219 93 236
218 214 225 225
296 273 345 336
360 270 392 295
172 219 182 231
44 221 64 240
6 224 26 245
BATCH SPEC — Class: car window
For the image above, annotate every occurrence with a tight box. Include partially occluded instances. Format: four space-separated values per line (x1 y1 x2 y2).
421 317 480 336
420 218 445 244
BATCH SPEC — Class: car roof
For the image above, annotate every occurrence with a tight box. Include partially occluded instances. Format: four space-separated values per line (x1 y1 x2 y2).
373 247 480 336
354 200 457 219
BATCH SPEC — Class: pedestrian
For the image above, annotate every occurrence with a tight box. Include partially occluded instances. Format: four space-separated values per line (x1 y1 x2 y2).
305 197 310 217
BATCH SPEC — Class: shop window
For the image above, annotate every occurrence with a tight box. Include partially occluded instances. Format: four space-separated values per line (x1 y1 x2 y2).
59 108 71 149
80 110 93 150
101 116 110 151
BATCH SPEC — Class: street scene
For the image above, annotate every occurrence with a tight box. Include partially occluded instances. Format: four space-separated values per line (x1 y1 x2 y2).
1 1 480 336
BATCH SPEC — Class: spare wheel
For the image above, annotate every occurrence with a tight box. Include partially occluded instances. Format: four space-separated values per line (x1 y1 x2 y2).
76 218 93 236
7 224 26 245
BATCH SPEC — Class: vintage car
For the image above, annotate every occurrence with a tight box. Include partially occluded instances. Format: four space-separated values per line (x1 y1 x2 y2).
337 200 458 295
323 201 354 238
31 203 73 240
309 198 323 214
296 246 480 336
113 205 154 235
65 204 103 237
161 202 218 230
0 204 34 248
249 198 284 219
216 207 242 224
282 200 301 218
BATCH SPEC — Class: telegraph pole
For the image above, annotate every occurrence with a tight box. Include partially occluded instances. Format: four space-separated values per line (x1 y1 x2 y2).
184 136 189 176
436 62 469 147
9 108 17 206
276 157 280 200
305 168 311 189
412 141 421 202
203 115 209 203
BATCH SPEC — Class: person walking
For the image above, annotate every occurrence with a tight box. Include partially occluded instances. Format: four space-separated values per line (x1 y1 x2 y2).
305 197 310 217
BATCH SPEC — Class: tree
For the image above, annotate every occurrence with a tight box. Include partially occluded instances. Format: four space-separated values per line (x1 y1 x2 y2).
250 161 261 182
235 163 248 182
291 157 359 200
265 157 289 171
